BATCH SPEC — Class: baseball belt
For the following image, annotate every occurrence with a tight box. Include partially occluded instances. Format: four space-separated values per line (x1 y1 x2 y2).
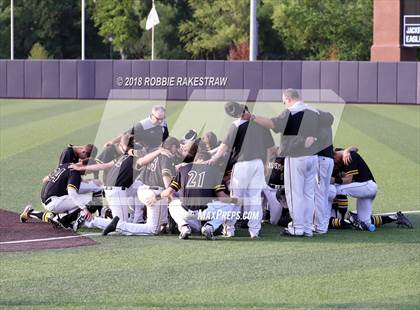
104 186 127 190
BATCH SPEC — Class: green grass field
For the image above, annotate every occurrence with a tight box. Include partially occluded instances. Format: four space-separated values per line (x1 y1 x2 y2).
1 99 419 309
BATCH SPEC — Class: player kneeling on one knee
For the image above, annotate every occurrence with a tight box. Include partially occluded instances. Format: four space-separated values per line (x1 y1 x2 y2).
20 159 100 229
149 148 238 240
101 137 180 236
332 149 377 231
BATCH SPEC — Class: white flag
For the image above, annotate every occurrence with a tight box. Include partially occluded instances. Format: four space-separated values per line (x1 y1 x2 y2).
146 4 160 30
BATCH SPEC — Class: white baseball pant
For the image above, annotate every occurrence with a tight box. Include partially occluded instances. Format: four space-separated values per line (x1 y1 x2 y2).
335 180 377 226
284 155 318 236
79 180 103 194
127 180 145 223
104 187 129 222
84 216 112 229
43 193 92 214
313 156 334 233
113 186 165 235
262 185 285 225
230 159 265 237
169 199 237 233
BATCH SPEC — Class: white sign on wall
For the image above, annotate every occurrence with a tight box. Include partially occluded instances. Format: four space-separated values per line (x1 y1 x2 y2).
403 15 420 47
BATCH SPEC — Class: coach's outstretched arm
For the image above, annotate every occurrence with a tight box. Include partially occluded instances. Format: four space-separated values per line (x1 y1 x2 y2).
242 111 275 129
243 110 289 133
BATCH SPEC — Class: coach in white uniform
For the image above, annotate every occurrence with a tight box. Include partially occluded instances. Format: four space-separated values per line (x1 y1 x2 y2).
312 112 335 234
245 89 321 237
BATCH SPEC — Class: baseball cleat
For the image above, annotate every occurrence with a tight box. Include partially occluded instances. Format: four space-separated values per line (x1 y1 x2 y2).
396 211 413 229
348 211 357 223
160 224 169 234
201 224 215 240
178 225 191 240
72 213 86 232
20 205 33 223
103 216 119 235
262 209 270 224
101 207 113 219
281 228 303 237
48 215 71 230
349 212 365 230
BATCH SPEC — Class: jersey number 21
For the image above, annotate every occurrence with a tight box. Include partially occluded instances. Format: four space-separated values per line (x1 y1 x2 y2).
187 170 206 188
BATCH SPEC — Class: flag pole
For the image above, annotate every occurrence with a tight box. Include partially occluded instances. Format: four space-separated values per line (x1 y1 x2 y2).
152 25 155 60
10 0 14 60
249 0 257 61
151 0 155 60
81 0 85 60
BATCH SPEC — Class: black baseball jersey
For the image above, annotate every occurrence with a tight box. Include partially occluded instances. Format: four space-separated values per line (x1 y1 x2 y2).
266 157 285 186
338 151 375 183
170 163 226 210
41 163 81 203
130 117 169 150
58 145 78 166
105 154 137 188
138 154 176 187
223 119 275 164
316 111 334 158
271 108 320 157
96 144 120 164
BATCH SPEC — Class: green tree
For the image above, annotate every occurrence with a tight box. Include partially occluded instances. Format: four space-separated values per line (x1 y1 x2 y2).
0 2 10 59
179 0 249 59
258 0 287 59
92 0 143 59
12 0 83 59
28 42 50 59
268 0 373 60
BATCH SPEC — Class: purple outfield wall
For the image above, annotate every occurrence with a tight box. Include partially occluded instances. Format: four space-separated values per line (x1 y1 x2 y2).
0 60 418 104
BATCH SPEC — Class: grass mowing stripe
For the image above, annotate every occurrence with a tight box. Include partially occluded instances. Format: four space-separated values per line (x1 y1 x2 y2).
0 122 101 211
356 104 420 129
0 101 103 130
0 99 73 117
0 105 104 160
340 105 420 164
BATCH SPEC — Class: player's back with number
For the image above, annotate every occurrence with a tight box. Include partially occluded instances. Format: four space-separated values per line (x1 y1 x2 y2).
171 163 224 210
41 163 81 203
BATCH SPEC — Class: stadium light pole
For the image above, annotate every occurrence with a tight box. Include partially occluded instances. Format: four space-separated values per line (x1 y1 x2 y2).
10 0 14 60
249 0 258 61
81 0 85 60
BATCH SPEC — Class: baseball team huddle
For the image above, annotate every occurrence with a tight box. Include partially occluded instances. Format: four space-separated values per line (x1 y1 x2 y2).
20 88 413 240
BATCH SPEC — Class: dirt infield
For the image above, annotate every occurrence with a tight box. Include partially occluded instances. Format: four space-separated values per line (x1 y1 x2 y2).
0 209 96 252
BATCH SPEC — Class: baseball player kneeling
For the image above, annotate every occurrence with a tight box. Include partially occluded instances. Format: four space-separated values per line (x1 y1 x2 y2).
150 148 238 240
20 159 98 228
332 149 378 230
101 137 180 236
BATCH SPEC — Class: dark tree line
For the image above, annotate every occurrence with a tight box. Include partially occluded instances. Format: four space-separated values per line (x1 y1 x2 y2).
0 0 375 60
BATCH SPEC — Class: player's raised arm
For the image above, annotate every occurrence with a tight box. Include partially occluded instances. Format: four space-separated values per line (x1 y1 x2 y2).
135 147 171 168
69 161 114 173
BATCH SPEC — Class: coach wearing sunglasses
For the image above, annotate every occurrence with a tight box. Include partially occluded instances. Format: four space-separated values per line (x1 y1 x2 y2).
97 105 169 165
